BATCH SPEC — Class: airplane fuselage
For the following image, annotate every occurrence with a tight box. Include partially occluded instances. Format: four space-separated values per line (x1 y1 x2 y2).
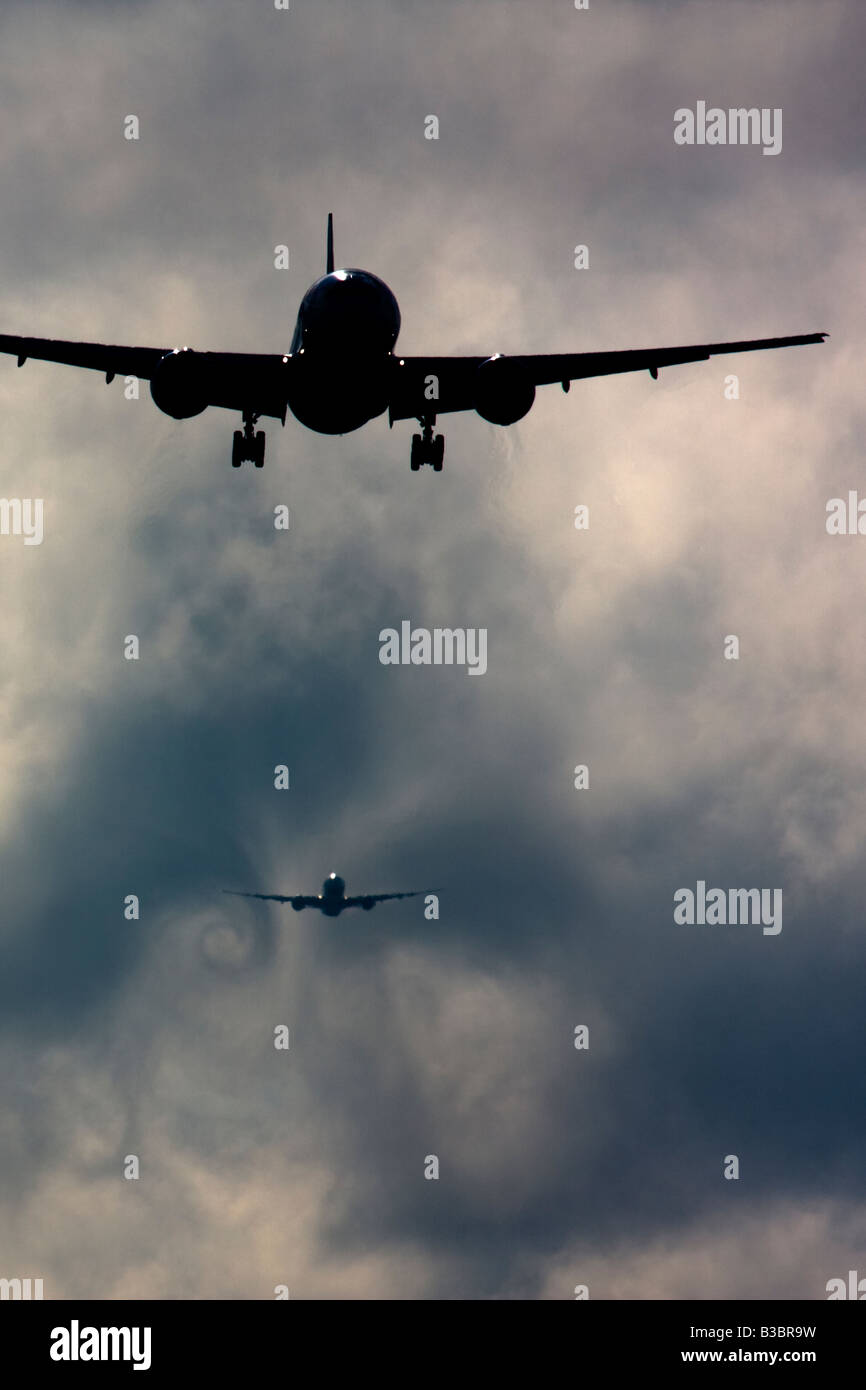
319 872 347 916
286 269 401 435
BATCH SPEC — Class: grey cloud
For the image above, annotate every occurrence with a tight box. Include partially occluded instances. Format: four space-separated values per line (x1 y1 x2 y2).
0 0 862 1298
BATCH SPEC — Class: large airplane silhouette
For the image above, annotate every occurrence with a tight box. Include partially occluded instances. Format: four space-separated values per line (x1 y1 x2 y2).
222 872 431 918
0 215 825 472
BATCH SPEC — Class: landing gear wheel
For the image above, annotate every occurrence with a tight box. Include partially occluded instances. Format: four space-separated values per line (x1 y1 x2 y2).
410 418 445 472
231 412 266 468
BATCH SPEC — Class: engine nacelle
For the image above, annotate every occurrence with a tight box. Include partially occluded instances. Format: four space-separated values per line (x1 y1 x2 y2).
473 355 536 426
360 897 375 911
291 897 306 911
149 348 209 419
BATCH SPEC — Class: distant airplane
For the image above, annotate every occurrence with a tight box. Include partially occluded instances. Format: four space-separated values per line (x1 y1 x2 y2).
222 872 432 917
0 214 826 472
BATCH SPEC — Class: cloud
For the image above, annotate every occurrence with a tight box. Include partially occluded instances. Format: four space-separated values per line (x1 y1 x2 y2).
0 0 862 1298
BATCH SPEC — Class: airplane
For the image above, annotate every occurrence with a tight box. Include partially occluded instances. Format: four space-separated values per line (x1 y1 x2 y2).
222 872 432 917
0 214 826 474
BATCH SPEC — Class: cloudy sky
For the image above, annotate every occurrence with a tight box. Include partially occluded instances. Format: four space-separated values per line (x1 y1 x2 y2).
0 0 863 1299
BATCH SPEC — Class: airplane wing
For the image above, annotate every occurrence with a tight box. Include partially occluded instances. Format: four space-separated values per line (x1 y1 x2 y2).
0 333 292 419
221 889 319 907
388 332 828 421
343 889 431 908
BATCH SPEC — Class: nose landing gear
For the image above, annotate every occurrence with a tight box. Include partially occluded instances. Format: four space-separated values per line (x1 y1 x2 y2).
410 416 444 472
232 410 266 468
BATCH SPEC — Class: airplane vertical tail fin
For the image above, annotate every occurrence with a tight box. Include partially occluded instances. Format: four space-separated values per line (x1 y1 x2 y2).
326 213 334 274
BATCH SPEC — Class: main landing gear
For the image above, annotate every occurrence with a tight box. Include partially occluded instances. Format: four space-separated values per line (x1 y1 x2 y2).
410 416 445 472
232 410 265 468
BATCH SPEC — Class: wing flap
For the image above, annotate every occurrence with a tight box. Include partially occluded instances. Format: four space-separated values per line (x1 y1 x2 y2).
0 333 168 380
510 333 828 388
221 889 313 905
389 333 827 421
344 890 429 907
0 334 293 418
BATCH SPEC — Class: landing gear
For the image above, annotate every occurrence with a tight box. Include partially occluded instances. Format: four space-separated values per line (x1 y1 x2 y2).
231 411 266 468
410 416 445 472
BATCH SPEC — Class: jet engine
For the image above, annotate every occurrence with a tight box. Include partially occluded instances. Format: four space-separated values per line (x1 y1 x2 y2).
360 897 375 911
473 355 536 426
149 348 209 419
291 897 307 911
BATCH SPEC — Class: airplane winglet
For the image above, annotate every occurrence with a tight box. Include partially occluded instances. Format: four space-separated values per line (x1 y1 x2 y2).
326 213 334 274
